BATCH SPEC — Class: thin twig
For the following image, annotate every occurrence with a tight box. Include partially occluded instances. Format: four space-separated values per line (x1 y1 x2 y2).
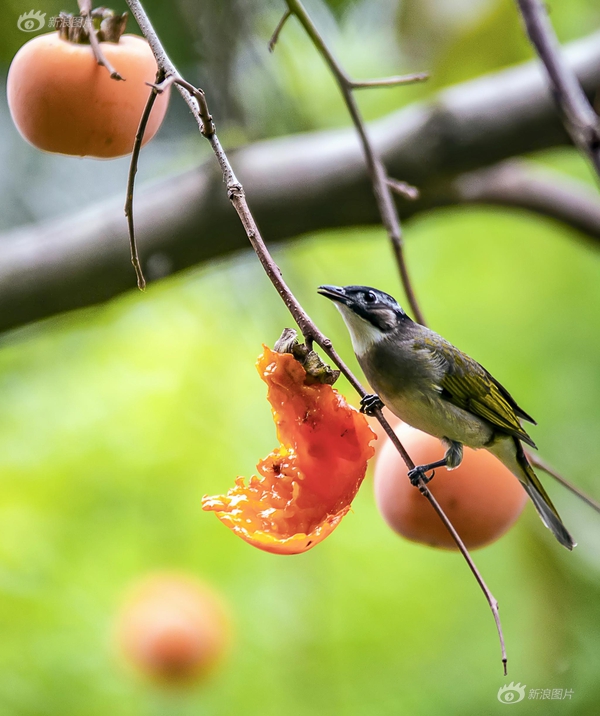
78 0 124 80
280 0 427 325
387 177 420 201
124 69 166 290
350 72 429 89
268 9 292 52
125 0 507 674
526 451 600 514
516 0 600 178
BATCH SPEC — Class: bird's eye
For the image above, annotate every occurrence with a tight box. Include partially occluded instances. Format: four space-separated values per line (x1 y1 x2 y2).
363 291 377 304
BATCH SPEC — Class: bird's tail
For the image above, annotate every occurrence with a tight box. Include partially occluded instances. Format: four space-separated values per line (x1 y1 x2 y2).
513 439 576 550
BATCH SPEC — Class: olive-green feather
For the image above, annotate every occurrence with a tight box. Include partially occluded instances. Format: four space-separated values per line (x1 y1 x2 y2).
415 337 537 448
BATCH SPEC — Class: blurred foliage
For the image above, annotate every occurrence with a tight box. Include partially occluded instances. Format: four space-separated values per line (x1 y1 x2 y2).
1 0 600 714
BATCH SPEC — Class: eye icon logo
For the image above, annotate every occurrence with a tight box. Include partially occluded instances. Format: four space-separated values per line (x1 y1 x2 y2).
497 682 526 704
17 10 46 32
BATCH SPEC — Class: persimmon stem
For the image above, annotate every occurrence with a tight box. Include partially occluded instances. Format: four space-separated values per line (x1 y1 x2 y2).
125 0 507 675
77 0 124 80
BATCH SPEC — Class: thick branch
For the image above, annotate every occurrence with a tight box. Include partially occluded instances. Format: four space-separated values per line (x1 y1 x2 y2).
1 33 600 333
447 160 600 246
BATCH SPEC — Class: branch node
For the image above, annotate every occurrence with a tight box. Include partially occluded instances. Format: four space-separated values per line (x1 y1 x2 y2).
227 182 244 201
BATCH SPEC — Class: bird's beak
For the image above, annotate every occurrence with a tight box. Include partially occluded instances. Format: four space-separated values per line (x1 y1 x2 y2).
318 285 350 306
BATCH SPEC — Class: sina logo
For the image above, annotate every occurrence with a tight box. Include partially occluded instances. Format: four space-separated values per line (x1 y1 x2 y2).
497 682 526 704
17 10 47 32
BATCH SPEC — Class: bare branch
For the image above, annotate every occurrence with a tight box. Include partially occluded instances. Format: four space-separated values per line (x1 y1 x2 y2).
516 0 600 178
268 10 292 53
350 72 429 89
77 0 124 81
282 0 426 325
526 451 600 515
124 69 167 290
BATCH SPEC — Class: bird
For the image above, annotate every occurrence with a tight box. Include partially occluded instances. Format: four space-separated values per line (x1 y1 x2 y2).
318 284 575 550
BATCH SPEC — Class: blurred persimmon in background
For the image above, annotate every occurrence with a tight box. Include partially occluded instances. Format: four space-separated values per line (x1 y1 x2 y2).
116 572 231 684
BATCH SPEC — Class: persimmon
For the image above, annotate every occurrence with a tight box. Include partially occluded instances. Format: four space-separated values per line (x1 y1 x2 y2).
374 423 528 550
116 572 230 684
7 11 169 158
202 342 376 554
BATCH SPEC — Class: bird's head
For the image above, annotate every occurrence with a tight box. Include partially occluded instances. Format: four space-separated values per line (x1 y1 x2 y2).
318 285 410 356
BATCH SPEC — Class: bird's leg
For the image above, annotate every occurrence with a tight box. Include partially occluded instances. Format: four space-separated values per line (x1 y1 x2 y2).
360 393 384 415
407 440 463 485
442 439 463 469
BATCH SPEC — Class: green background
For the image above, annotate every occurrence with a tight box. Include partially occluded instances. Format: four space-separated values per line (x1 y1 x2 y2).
1 0 599 714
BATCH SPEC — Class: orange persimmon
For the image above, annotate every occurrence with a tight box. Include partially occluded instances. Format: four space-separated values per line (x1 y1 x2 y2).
7 27 169 158
202 346 376 554
374 423 528 550
116 572 230 684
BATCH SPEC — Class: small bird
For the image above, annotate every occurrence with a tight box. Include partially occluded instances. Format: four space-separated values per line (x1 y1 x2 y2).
318 284 575 550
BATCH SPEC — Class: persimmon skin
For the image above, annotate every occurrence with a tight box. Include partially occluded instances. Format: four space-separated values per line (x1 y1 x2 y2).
7 34 170 158
116 573 230 684
374 423 528 550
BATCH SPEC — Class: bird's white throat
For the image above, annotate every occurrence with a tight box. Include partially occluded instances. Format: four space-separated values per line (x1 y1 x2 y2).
335 304 386 357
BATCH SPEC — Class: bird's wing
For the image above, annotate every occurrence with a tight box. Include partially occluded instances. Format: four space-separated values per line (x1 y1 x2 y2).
414 336 537 448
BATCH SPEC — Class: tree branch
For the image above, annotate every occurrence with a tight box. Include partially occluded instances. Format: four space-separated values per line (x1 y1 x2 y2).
1 33 600 334
77 0 124 80
447 159 600 246
350 73 429 90
516 0 600 178
124 69 166 291
268 10 291 53
282 0 427 324
526 451 600 514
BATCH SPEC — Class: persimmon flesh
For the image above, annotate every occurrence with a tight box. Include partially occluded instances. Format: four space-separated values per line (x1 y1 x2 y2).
374 423 528 550
202 347 376 554
7 33 170 158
